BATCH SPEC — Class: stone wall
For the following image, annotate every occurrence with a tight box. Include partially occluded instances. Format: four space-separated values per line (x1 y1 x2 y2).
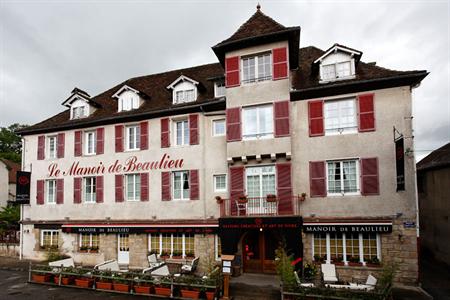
195 234 219 275
129 234 148 268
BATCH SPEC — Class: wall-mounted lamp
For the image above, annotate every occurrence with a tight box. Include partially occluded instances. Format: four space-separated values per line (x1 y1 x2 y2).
396 212 403 218
310 213 316 218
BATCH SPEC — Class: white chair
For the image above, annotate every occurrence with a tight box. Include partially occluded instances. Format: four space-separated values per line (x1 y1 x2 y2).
347 274 377 291
181 257 199 274
294 271 315 287
148 254 164 269
321 264 338 283
94 259 121 271
49 257 74 268
150 264 170 276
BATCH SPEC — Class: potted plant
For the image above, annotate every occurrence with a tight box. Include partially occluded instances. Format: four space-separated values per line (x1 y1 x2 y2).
134 274 153 295
54 266 75 285
172 250 183 259
95 270 113 290
112 273 131 292
185 251 195 259
31 265 52 283
160 250 170 259
300 192 307 201
238 195 248 204
79 246 88 253
366 257 381 267
90 246 99 253
334 256 345 266
74 268 94 288
179 276 200 299
348 256 362 266
154 277 171 297
215 196 223 204
313 254 325 264
266 194 277 202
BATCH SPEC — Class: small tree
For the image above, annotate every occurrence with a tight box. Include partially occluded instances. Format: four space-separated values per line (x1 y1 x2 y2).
0 205 20 232
275 245 296 289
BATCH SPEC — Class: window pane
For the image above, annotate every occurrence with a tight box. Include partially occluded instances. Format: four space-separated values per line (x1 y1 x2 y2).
243 108 257 137
346 233 360 260
183 120 189 145
258 105 273 135
325 99 356 134
327 162 341 193
173 234 183 254
337 61 351 77
176 122 183 145
213 120 225 135
150 235 160 253
330 233 343 261
161 234 171 254
174 172 182 199
322 64 336 80
363 233 378 261
183 171 190 199
343 161 357 192
313 233 327 260
185 234 194 256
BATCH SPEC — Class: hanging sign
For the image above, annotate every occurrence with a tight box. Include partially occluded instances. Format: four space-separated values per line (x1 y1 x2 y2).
15 171 31 204
395 137 405 191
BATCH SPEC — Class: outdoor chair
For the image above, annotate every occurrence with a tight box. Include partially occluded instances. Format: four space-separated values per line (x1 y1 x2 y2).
294 271 315 287
349 274 377 291
181 256 199 274
94 259 121 271
321 263 338 283
148 254 164 269
235 200 247 216
147 264 170 276
49 257 75 268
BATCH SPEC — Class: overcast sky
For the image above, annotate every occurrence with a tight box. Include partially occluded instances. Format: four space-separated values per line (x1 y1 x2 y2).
0 0 449 160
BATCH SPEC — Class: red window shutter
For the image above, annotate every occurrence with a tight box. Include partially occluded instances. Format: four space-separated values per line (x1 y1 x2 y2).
96 176 104 203
140 121 148 150
74 130 82 156
115 175 124 202
189 114 199 145
361 158 379 195
273 47 288 80
73 177 82 204
225 56 240 87
229 166 245 215
308 100 324 137
358 94 375 132
37 135 45 160
226 107 241 142
310 161 326 197
277 163 293 215
274 101 290 137
57 133 65 158
56 179 64 204
141 173 149 201
115 125 124 152
36 180 45 205
190 170 199 200
96 127 104 155
161 172 171 201
161 118 170 148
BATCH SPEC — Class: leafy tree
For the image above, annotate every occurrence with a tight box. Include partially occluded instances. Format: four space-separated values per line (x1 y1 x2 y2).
0 205 20 231
0 123 28 164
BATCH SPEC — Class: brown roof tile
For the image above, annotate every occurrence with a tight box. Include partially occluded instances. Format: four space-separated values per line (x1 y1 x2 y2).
417 142 450 171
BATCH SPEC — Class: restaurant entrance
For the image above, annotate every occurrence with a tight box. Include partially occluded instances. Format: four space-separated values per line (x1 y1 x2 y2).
242 229 281 274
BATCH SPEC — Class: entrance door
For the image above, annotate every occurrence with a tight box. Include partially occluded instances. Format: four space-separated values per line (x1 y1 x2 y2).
242 230 280 274
118 234 130 265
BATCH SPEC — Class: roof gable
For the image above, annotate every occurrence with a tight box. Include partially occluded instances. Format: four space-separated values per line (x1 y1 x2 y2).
112 85 140 99
313 43 362 64
167 75 199 90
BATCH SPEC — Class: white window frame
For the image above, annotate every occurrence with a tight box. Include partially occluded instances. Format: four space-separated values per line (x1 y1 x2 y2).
84 131 96 155
46 180 56 204
245 165 276 198
173 119 189 146
172 170 190 201
326 159 360 196
312 233 381 265
324 98 357 135
118 92 140 112
126 125 140 151
84 177 96 203
215 235 222 261
242 104 274 140
71 105 87 119
125 174 141 201
320 59 355 83
40 229 59 248
47 135 57 159
241 52 272 84
212 119 226 137
148 233 195 258
213 174 227 192
214 81 226 97
79 233 99 249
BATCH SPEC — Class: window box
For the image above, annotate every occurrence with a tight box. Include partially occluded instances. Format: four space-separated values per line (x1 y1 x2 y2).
266 194 277 202
181 289 200 299
32 274 52 283
185 251 195 259
134 285 152 295
205 290 216 300
113 282 130 293
96 281 113 290
75 278 94 288
155 286 171 297
366 257 381 268
172 251 183 259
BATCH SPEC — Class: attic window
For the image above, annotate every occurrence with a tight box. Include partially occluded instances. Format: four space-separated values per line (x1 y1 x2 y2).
316 44 361 83
72 106 86 119
119 92 140 112
214 81 225 97
167 75 199 105
322 61 352 81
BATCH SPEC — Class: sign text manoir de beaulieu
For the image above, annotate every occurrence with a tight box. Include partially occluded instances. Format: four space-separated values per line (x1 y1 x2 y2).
47 154 183 178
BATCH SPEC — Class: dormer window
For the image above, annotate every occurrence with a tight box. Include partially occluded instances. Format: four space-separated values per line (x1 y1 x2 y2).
113 85 142 112
167 75 199 105
62 88 95 120
314 44 362 83
72 105 86 119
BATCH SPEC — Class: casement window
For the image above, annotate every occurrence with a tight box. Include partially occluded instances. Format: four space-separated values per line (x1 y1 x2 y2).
214 81 226 97
174 120 189 146
242 105 273 140
326 160 359 195
119 93 139 112
47 136 57 159
148 233 195 258
126 125 140 151
175 89 195 104
242 53 272 83
173 171 190 200
72 105 86 119
312 232 380 264
46 180 56 204
246 166 276 214
324 99 357 135
214 174 227 192
213 119 226 136
321 61 352 81
84 177 96 203
125 174 141 201
84 131 96 155
41 230 59 248
80 233 99 250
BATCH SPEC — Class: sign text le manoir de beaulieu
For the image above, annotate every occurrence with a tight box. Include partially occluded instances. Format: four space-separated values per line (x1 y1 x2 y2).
303 224 392 233
47 154 183 178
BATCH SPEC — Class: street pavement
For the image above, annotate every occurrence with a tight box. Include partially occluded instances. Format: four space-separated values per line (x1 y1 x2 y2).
420 255 450 300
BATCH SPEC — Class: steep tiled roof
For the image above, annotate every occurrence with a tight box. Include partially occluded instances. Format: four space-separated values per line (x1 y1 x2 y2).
417 142 450 171
0 158 21 184
19 47 427 135
216 9 287 46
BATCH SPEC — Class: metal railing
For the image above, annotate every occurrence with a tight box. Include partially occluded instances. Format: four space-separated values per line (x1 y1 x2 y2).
0 230 20 244
218 196 302 217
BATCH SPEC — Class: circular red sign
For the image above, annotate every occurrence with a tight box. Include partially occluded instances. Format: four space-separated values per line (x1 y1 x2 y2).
18 176 29 185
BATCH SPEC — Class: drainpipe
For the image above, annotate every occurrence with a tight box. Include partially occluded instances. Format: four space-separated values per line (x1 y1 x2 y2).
19 137 25 260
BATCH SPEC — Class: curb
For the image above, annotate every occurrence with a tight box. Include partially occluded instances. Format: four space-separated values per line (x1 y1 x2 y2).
0 266 27 272
418 286 434 300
